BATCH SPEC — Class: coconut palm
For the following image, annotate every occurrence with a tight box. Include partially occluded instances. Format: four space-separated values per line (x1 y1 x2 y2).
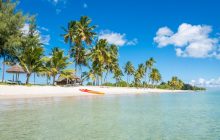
63 21 77 48
90 39 109 85
17 46 44 84
37 57 53 85
134 70 142 87
70 46 88 78
104 44 118 83
63 16 96 75
47 47 71 85
145 57 156 85
137 63 145 82
168 76 184 90
76 16 96 45
81 70 96 85
150 68 161 87
60 69 75 84
113 66 123 86
124 61 135 86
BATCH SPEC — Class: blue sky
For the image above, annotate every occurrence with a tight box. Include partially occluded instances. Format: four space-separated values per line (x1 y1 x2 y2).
3 0 220 85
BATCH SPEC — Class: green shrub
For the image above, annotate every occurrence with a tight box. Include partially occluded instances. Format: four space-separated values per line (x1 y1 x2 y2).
115 81 128 87
87 82 93 86
102 82 114 86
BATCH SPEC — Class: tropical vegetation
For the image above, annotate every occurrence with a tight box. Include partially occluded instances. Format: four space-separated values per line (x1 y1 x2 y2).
0 0 205 90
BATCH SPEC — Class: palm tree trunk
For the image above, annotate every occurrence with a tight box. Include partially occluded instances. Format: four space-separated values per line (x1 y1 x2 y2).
1 57 5 82
144 73 147 88
75 47 79 76
79 65 82 79
52 75 56 86
34 73 36 85
100 75 103 86
128 75 130 87
46 77 49 85
75 62 77 76
26 73 31 84
127 75 129 87
96 75 98 86
104 70 109 83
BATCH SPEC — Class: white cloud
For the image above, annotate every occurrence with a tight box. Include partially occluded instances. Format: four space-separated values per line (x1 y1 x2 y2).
83 3 88 8
38 26 49 32
190 77 220 87
98 30 138 46
21 23 50 45
154 23 220 59
21 23 30 35
127 38 138 46
40 35 51 45
47 0 66 5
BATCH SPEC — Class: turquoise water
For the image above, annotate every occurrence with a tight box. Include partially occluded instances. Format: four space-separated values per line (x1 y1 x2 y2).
0 89 220 140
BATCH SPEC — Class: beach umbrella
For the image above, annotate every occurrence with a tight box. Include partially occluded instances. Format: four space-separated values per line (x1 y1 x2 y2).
6 65 26 82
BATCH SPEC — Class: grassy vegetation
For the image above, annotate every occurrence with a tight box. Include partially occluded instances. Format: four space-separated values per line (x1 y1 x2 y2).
89 77 206 91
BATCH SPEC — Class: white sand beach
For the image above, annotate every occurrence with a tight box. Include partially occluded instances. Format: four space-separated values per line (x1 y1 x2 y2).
0 85 188 99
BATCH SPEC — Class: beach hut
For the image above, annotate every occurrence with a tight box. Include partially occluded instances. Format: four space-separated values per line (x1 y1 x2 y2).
56 75 82 86
6 64 25 84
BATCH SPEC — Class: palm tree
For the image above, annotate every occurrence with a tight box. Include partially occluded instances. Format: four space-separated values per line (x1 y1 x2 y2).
38 57 53 85
63 21 77 48
137 63 145 82
70 46 88 78
15 17 44 84
76 16 96 45
60 69 75 84
134 70 142 87
113 66 123 86
81 70 96 85
47 47 71 85
145 57 156 85
90 39 109 85
104 44 118 83
150 68 161 87
63 16 96 75
17 46 44 84
168 76 184 90
124 61 135 86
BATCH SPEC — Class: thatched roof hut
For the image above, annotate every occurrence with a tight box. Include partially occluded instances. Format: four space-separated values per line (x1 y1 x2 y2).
6 64 25 83
56 74 81 86
6 65 25 73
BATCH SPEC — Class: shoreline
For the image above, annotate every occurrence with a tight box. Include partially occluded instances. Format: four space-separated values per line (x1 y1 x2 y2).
0 85 191 99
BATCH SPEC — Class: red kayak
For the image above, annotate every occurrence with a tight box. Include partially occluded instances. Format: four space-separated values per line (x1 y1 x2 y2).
79 89 104 94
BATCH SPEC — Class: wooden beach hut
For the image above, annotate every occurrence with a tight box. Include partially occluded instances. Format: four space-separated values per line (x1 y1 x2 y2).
56 75 82 86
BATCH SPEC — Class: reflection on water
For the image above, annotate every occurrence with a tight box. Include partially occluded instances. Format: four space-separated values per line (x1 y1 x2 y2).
0 89 220 140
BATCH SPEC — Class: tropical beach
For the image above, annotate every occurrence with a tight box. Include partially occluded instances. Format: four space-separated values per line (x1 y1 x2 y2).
1 0 220 140
0 85 188 99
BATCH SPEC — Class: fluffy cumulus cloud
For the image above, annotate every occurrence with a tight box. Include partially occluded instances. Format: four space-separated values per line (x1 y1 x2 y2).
21 24 50 45
154 23 220 58
190 77 220 87
98 30 138 46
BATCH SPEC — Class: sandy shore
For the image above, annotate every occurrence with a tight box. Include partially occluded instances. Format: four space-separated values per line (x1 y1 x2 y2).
0 85 189 99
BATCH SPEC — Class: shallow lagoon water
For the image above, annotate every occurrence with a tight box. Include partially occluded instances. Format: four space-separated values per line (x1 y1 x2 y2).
0 88 220 140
